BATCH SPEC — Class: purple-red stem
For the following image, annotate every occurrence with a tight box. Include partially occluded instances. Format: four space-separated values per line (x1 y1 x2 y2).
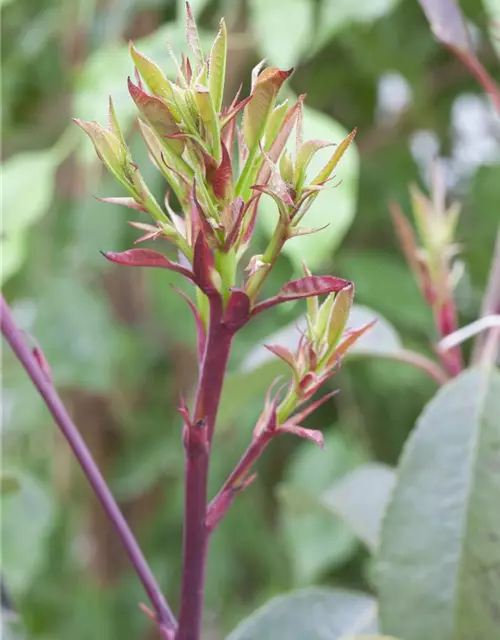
456 50 500 115
0 294 176 632
434 298 464 376
176 296 234 640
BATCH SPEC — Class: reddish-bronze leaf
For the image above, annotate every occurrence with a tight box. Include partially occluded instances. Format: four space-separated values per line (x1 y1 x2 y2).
251 275 350 316
192 233 219 296
243 66 293 149
279 423 324 449
205 141 233 201
95 196 147 212
127 78 184 154
224 289 251 330
265 344 297 371
102 249 195 281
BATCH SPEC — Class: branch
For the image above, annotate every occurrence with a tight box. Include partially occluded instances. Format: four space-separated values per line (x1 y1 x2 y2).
384 348 450 386
0 294 176 633
176 296 234 640
206 429 272 532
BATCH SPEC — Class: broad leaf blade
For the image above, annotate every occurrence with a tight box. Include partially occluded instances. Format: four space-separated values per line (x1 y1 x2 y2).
278 432 366 585
377 366 500 640
226 588 378 639
1 472 54 593
322 463 396 551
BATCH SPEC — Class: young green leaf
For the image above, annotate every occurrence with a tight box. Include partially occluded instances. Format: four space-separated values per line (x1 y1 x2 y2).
208 18 227 112
129 42 175 101
243 67 293 150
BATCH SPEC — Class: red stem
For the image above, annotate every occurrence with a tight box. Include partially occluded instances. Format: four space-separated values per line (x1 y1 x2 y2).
176 296 234 640
456 50 500 115
434 297 463 376
0 294 176 632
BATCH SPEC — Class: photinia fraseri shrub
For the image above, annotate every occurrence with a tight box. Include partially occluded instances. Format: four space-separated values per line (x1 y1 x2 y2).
1 2 499 639
1 4 370 639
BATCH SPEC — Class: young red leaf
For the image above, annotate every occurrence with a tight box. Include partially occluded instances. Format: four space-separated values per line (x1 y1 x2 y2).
192 233 219 296
243 67 293 150
128 78 184 155
251 276 350 316
281 276 349 298
102 249 195 281
279 423 324 449
224 198 247 250
223 289 251 331
205 141 233 201
265 344 297 372
327 319 377 365
190 179 219 247
95 196 147 212
128 221 164 243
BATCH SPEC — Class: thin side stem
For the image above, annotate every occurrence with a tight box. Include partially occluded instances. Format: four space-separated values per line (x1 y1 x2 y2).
176 296 234 640
375 348 450 386
0 295 176 632
433 298 464 376
457 51 500 115
207 430 273 532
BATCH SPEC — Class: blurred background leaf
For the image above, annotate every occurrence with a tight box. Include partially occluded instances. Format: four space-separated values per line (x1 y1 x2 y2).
377 367 500 640
226 587 378 639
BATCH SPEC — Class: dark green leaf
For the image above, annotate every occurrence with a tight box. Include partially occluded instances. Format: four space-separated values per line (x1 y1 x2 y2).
321 463 396 551
226 587 378 639
1 472 54 593
377 366 500 640
278 431 367 584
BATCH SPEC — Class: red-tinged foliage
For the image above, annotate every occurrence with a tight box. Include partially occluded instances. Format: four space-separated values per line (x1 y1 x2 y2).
222 198 246 250
192 233 219 296
251 275 350 316
327 320 377 365
281 275 349 297
279 423 324 449
264 344 297 371
224 289 251 331
243 67 294 149
128 78 183 152
204 141 233 200
191 180 218 247
95 196 148 212
102 249 195 281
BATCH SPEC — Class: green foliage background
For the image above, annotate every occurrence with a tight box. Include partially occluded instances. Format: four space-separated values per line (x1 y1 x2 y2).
2 0 499 638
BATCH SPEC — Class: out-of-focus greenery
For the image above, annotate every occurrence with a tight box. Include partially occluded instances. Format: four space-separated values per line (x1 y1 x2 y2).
1 0 499 638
